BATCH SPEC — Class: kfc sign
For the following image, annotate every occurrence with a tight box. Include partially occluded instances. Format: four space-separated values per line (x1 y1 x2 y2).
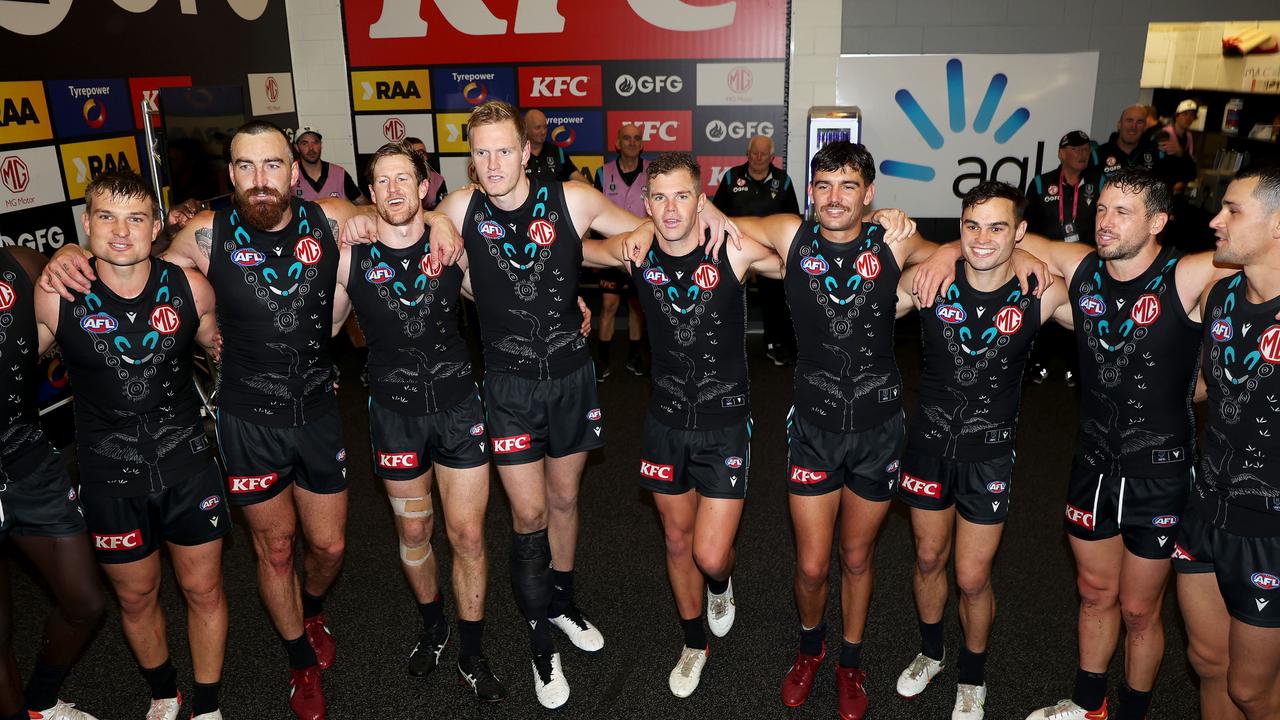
94 529 144 551
901 473 941 499
378 451 420 469
493 433 532 454
641 460 675 481
607 111 692 152
519 66 602 107
229 473 280 494
789 466 828 485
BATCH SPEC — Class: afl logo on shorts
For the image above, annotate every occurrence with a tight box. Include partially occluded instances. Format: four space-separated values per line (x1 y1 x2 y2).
80 312 117 333
469 423 485 436
0 280 16 311
1251 572 1280 591
724 456 743 469
528 218 557 247
693 263 719 290
295 236 323 266
1151 515 1178 528
643 268 669 286
419 254 443 278
1129 293 1160 327
586 408 602 421
855 250 881 279
478 220 505 240
231 248 265 267
1078 294 1106 317
935 304 966 324
365 264 394 284
149 305 181 335
1258 325 1280 364
995 306 1023 335
336 448 346 462
986 480 1007 494
1211 318 1233 342
199 495 220 511
800 256 828 275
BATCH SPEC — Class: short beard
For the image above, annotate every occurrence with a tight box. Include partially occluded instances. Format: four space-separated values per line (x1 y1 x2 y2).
233 187 291 231
376 197 421 227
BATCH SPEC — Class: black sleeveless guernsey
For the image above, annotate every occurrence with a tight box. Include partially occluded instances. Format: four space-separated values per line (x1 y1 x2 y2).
0 249 51 480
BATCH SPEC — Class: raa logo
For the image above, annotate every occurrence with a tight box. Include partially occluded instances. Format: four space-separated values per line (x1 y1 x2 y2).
60 136 141 200
0 81 53 145
351 70 430 112
882 59 1040 197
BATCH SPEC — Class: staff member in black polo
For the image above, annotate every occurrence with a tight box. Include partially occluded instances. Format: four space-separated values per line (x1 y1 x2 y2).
711 135 800 365
1094 105 1163 181
1024 130 1101 385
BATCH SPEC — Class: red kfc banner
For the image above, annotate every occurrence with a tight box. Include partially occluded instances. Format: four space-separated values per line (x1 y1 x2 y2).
344 0 788 67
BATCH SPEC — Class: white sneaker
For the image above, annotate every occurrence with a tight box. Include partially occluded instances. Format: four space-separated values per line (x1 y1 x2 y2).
1026 698 1109 719
896 652 944 698
28 700 100 720
952 683 987 720
190 713 224 720
145 695 181 720
706 578 736 638
668 645 708 698
531 652 570 709
549 604 604 652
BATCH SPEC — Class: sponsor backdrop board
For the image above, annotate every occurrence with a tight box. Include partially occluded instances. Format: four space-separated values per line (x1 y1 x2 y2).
836 53 1099 218
341 1 791 192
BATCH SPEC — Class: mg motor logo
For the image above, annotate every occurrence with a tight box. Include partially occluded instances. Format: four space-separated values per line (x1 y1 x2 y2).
801 256 828 275
1065 503 1094 530
855 250 881 279
1 156 29 193
644 268 669 286
295 236 322 266
94 529 143 551
1211 318 1233 342
694 263 719 290
789 466 827 484
528 219 556 247
378 451 419 469
1130 293 1160 327
419 253 443 278
901 473 941 498
229 473 279 494
0 281 14 311
640 460 674 481
1078 294 1106 317
382 117 405 141
1251 572 1280 590
265 76 279 103
478 220 505 240
231 248 264 267
995 306 1023 335
936 304 966 324
365 265 394 284
726 66 754 93
80 313 117 333
149 305 180 334
1259 325 1280 364
614 74 683 97
492 433 532 454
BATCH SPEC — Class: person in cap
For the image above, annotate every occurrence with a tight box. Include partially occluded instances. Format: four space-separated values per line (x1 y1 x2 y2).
292 127 366 204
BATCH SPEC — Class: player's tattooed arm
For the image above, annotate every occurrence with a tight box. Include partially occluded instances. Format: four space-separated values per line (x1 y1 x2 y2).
328 218 340 241
195 227 213 258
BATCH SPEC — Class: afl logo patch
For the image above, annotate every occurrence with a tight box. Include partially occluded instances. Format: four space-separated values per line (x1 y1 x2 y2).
365 264 394 284
199 495 220 511
1078 294 1106 317
644 268 669 286
469 423 485 436
80 312 117 333
935 304 966 324
586 408 602 421
231 248 265 267
478 220 505 240
724 456 743 469
800 256 828 275
1210 318 1233 342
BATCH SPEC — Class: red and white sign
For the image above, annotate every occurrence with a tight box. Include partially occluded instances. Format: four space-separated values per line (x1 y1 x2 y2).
420 253 443 278
0 146 65 212
693 262 719 290
295 236 323 266
345 3 787 66
1129 293 1160 327
1260 325 1280 364
607 111 693 152
378 451 420 469
995 306 1024 335
789 466 828 484
855 250 881 279
229 472 279 494
695 62 787 105
382 116 406 142
640 460 674 481
1 156 29 193
901 473 941 499
528 219 557 247
0 281 16 312
519 65 602 107
493 433 532 454
355 113 434 154
128 75 192 128
1065 503 1094 530
247 72 295 116
93 529 143 551
149 304 180 334
697 154 743 196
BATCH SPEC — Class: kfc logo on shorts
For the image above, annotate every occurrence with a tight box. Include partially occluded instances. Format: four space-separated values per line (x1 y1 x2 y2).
855 251 881 280
469 423 486 436
528 218 556 247
995 306 1023 335
789 466 827 484
986 480 1007 494
0 280 16 311
901 473 941 499
586 408 602 421
1151 514 1179 528
1065 503 1095 530
295 236 322 266
149 304 180 335
229 473 279 494
1171 543 1195 561
378 452 419 469
1210 318 1233 342
492 433 532 454
724 456 743 469
1129 293 1160 327
1078 294 1106 318
1251 572 1280 591
478 220 505 240
94 529 143 551
199 495 220 511
640 460 674 481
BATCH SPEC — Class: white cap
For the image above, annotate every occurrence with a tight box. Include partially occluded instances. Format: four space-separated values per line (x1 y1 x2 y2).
1175 99 1198 115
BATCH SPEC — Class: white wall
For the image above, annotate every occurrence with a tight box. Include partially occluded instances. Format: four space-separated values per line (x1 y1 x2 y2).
785 0 845 195
285 0 356 175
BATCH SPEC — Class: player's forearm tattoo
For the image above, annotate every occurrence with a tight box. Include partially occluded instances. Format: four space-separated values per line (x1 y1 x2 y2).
195 227 212 258
329 218 340 238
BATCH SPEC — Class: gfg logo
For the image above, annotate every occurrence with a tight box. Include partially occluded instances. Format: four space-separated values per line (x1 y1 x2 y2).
614 74 684 97
705 119 773 142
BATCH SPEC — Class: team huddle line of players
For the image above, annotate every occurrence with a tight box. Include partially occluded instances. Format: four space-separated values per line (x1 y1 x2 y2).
0 98 1277 720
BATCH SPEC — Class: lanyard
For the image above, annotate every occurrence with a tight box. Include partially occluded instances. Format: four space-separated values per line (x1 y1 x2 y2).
1059 173 1081 226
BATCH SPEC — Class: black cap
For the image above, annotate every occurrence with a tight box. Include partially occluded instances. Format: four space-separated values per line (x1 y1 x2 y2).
1059 130 1090 148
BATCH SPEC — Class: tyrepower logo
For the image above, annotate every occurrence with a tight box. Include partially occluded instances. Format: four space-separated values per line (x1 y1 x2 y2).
1065 503 1094 530
492 433 532 454
519 65 602 107
607 111 692 151
901 473 941 499
93 529 143 551
229 472 279 494
0 81 53 145
431 67 516 111
378 451 419 469
789 466 827 484
640 460 674 481
351 70 431 112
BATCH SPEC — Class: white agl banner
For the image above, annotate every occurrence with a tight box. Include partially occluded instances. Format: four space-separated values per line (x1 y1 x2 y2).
836 53 1099 217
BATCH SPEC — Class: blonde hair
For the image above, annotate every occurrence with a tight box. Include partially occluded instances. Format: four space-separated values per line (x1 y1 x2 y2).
466 100 526 148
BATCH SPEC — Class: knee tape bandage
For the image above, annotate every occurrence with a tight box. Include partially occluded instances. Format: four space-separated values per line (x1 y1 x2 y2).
389 495 433 519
